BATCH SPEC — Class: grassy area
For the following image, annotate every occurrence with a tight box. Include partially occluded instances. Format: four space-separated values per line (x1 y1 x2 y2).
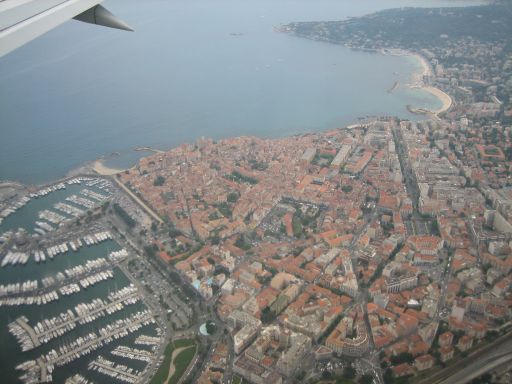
150 342 174 384
149 339 196 384
168 345 197 383
173 339 196 349
232 376 243 384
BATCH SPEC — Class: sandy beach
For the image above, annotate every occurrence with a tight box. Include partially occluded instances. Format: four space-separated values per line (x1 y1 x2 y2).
93 160 124 176
422 86 453 114
381 49 453 116
408 52 453 115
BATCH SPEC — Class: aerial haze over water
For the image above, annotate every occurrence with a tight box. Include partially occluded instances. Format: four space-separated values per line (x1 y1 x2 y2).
0 0 484 184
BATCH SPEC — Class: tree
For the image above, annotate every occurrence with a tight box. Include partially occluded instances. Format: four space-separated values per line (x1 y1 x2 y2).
227 192 239 203
153 175 165 186
360 374 374 384
210 234 220 245
260 307 276 324
343 366 356 379
295 371 306 382
384 368 394 384
205 321 217 335
390 352 414 365
342 185 353 193
217 202 232 218
113 203 136 228
234 235 251 250
322 370 332 380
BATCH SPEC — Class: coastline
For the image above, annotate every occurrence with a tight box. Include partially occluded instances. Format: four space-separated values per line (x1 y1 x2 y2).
407 52 453 115
93 160 125 176
420 86 453 114
377 48 453 116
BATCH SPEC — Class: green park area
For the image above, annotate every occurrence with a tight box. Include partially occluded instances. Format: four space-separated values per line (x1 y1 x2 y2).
150 339 197 384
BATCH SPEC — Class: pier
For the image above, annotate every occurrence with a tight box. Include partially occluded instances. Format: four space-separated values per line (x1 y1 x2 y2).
9 285 141 351
89 356 140 383
0 248 129 307
112 345 154 362
135 334 161 346
65 374 92 384
17 311 155 383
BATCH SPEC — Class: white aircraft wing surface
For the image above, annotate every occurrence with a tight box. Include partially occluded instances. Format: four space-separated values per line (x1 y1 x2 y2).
0 0 132 57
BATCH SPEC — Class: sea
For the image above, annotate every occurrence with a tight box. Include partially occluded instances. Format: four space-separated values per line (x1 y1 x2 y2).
0 0 485 185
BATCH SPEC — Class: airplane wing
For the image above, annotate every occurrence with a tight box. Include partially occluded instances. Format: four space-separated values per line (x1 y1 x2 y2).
0 0 133 57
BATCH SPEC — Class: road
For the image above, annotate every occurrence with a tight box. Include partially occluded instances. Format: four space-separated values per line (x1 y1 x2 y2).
440 352 512 384
416 332 512 384
112 176 163 224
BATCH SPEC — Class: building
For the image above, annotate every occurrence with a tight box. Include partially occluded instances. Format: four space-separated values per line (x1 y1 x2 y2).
235 326 311 381
415 354 434 371
457 335 473 352
438 331 454 348
301 148 317 165
227 310 262 354
440 346 454 362
386 275 418 293
331 145 352 168
233 355 283 384
326 313 369 357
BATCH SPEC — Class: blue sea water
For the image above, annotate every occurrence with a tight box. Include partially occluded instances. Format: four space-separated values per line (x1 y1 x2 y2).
0 0 483 184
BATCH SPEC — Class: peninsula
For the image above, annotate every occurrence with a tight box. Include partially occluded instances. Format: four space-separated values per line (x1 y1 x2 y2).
278 1 512 121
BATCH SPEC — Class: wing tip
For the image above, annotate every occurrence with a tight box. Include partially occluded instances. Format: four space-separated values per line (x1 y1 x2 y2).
74 5 134 32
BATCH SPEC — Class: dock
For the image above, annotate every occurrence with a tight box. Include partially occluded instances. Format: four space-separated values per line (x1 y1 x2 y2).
89 356 140 383
9 285 141 351
18 311 155 384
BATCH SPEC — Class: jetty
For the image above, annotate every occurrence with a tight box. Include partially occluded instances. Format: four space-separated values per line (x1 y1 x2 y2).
387 80 399 93
111 345 154 362
89 356 140 383
8 284 141 351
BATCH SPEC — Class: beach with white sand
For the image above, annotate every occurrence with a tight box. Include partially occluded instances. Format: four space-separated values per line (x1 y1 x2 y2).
93 160 124 176
409 52 453 115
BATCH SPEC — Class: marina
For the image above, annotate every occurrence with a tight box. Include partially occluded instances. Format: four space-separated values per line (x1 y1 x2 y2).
134 335 162 346
0 245 128 307
65 374 93 384
0 178 165 383
16 310 155 383
111 345 155 363
0 177 113 236
89 356 141 383
8 284 142 352
0 230 114 272
1 251 30 267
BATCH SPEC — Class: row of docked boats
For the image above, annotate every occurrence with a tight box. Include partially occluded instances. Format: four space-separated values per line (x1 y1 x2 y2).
0 269 114 307
1 251 29 267
0 280 38 296
16 310 155 384
8 285 142 351
0 230 112 267
135 334 162 346
111 345 154 363
65 374 92 384
88 356 140 383
1 176 112 231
